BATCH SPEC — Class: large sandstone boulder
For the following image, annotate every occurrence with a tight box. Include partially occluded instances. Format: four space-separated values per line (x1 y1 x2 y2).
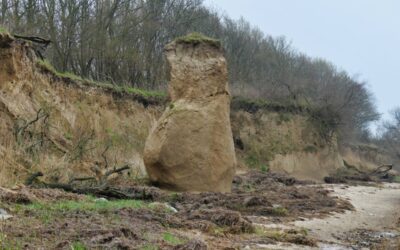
143 33 236 192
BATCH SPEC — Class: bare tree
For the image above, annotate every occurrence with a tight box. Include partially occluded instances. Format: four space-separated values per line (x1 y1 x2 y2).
0 0 380 143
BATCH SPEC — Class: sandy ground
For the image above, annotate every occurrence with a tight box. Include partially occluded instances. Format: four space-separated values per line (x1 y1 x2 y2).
295 184 400 242
257 183 400 249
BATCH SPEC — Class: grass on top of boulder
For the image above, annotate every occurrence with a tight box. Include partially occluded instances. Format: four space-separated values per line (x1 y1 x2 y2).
175 32 221 48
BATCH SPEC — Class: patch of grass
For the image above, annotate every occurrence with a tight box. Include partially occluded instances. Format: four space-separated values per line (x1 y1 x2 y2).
303 145 318 153
260 164 269 173
277 113 291 125
13 198 147 224
36 59 166 99
64 132 73 140
255 227 316 246
231 96 309 114
254 225 267 236
12 197 147 223
245 154 269 172
23 198 144 213
70 241 87 250
299 228 309 236
242 183 255 192
168 192 183 202
260 228 287 241
175 32 221 48
0 232 22 250
162 232 184 245
36 59 84 81
393 175 400 183
140 244 159 250
123 86 165 98
271 206 289 216
245 154 260 169
0 26 8 34
210 226 228 236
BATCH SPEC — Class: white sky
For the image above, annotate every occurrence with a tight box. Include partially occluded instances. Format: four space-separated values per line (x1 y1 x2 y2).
204 0 400 125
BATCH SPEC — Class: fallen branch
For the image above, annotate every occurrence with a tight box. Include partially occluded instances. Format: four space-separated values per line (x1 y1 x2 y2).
101 144 111 169
15 109 49 141
22 165 156 200
326 163 394 184
368 164 392 176
13 35 51 46
25 172 44 186
104 165 130 178
68 177 96 185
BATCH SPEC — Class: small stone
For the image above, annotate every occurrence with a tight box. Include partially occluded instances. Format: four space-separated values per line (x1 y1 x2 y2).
149 202 178 213
0 208 13 220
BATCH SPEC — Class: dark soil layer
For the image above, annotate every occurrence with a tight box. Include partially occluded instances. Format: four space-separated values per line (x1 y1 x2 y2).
0 171 353 249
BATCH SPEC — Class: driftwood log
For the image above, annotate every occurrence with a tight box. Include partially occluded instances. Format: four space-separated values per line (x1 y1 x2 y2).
25 165 163 200
325 163 394 184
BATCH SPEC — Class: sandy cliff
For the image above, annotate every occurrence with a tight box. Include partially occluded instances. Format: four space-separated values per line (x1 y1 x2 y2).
0 32 372 186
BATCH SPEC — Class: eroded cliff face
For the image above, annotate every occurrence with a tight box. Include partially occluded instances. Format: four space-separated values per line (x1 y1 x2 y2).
0 33 162 186
340 144 393 171
0 32 351 186
231 108 343 181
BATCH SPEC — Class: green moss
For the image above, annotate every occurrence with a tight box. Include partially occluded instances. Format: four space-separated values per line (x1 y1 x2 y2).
175 32 221 48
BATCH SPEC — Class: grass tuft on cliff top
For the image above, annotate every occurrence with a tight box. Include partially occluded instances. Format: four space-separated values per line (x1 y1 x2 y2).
231 96 310 114
36 59 166 99
175 32 221 48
